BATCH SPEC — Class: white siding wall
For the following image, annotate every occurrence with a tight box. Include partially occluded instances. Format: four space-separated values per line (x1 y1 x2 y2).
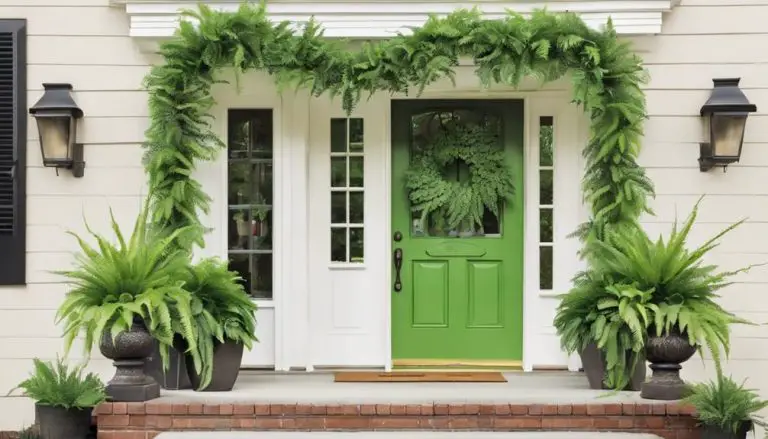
630 0 768 411
0 0 153 430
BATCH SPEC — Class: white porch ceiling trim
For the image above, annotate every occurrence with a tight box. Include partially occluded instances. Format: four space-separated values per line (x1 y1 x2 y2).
114 1 677 41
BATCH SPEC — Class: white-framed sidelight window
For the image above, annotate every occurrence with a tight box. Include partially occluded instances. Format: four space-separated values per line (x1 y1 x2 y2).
226 109 275 299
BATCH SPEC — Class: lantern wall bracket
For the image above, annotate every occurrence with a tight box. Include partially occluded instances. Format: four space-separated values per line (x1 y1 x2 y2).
698 143 728 173
71 143 85 178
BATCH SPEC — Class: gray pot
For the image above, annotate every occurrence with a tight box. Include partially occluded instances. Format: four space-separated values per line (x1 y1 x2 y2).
186 340 244 392
144 335 192 390
35 404 92 439
579 342 646 391
702 421 753 439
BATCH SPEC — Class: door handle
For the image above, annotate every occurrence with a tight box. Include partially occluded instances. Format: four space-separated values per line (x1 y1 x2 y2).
393 248 403 292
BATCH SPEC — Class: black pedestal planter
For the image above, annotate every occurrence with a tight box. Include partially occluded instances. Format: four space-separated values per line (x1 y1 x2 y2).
35 404 92 439
641 330 697 400
186 340 244 391
579 342 646 391
99 318 160 401
702 421 753 439
145 335 192 390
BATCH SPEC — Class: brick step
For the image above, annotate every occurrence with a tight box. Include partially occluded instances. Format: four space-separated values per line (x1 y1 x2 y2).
95 402 700 439
157 433 664 439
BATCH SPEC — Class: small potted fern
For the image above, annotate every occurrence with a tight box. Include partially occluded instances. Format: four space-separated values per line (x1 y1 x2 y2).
554 271 649 391
8 358 106 439
55 199 198 400
682 373 768 439
182 257 258 391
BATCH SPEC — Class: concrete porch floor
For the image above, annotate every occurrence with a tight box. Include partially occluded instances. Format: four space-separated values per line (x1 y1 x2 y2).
159 371 660 405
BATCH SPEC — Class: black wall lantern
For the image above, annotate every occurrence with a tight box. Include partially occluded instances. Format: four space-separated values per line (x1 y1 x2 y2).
699 78 757 172
29 83 85 177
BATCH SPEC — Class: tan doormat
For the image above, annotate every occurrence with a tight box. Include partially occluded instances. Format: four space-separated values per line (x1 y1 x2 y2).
333 371 507 382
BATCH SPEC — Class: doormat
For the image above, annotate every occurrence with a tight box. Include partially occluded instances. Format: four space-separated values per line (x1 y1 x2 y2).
333 371 507 382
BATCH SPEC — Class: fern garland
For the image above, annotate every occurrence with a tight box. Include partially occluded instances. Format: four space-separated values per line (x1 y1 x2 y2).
406 124 514 233
144 3 652 389
144 2 651 252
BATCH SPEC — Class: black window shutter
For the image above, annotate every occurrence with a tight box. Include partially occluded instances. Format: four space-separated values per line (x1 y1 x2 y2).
0 20 26 286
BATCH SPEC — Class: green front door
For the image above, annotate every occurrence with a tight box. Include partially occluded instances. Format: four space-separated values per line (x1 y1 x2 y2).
391 99 524 367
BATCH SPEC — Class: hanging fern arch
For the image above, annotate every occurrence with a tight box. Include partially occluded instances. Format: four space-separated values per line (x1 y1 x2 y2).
143 2 653 251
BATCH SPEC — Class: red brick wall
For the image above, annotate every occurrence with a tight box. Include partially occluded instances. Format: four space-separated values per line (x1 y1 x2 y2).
95 401 701 439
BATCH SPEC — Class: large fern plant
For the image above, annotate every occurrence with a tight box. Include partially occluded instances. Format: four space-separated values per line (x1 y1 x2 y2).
555 197 755 389
181 257 258 390
55 200 198 370
682 373 768 434
8 358 106 410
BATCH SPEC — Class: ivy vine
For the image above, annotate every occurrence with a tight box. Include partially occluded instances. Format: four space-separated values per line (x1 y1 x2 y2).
143 2 653 251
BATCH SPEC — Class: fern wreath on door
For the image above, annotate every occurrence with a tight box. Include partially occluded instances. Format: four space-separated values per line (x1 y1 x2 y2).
405 116 515 235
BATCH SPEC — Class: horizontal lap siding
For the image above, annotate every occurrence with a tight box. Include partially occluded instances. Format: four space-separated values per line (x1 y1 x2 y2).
635 0 768 420
0 1 151 431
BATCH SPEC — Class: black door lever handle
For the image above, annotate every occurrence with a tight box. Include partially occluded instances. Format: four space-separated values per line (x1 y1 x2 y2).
393 248 403 292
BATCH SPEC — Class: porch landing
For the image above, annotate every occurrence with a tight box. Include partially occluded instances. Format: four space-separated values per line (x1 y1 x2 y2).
95 372 701 439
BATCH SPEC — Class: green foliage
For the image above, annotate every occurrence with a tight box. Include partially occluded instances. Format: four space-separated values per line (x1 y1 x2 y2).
17 426 41 439
181 257 258 390
555 198 756 389
144 2 650 256
555 276 655 390
8 358 106 410
54 199 198 371
406 124 515 232
683 373 767 434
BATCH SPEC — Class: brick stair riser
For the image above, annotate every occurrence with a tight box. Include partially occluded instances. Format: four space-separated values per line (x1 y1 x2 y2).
95 402 701 439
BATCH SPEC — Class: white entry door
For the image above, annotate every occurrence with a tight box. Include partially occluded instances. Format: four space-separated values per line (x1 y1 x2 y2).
307 95 389 367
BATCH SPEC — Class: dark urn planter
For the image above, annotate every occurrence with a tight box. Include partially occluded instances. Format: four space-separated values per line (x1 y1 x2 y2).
99 318 160 401
35 404 92 439
640 329 697 400
580 342 646 391
702 421 753 439
186 340 244 392
144 335 192 390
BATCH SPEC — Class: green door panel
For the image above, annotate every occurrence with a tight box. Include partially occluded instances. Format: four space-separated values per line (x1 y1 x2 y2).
390 99 524 364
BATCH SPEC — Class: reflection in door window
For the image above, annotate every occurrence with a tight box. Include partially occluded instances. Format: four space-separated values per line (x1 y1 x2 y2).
330 118 365 263
227 109 274 299
539 116 554 290
409 109 503 237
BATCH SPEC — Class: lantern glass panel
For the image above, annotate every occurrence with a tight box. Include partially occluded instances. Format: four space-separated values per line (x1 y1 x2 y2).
37 115 72 165
711 112 747 158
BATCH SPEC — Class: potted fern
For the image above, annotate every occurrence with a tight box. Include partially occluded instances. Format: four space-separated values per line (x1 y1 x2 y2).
555 198 754 392
682 373 768 439
55 200 198 400
8 358 105 439
182 257 258 391
554 268 650 390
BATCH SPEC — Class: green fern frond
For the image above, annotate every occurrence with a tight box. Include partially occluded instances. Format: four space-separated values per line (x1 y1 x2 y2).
683 373 768 434
8 357 106 409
